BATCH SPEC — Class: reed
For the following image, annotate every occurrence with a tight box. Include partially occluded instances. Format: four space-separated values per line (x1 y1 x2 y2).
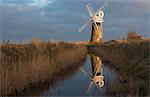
0 41 87 96
89 39 150 96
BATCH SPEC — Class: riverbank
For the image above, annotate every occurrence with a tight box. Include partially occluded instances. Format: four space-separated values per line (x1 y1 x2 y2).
0 41 87 96
88 39 149 96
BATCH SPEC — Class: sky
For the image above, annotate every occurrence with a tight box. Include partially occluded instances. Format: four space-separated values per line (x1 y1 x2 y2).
0 0 149 42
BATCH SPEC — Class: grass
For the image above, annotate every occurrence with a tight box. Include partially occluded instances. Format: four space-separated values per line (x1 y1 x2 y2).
88 39 150 96
20 59 86 96
0 41 87 96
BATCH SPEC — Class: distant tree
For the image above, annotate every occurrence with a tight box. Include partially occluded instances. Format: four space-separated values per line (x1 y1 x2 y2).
127 31 142 40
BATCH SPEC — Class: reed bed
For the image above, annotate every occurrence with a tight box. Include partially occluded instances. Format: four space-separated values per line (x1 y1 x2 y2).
0 41 87 96
20 58 86 96
89 39 149 96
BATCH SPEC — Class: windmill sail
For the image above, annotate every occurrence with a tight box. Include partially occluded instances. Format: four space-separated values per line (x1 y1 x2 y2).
86 4 100 32
79 19 91 32
96 0 108 14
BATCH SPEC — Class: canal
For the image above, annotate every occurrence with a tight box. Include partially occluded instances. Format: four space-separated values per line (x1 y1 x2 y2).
24 54 118 96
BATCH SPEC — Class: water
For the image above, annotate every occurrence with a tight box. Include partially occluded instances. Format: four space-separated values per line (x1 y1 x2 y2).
33 54 118 96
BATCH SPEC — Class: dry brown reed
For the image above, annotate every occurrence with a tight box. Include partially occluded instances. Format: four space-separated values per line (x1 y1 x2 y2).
89 39 149 96
0 41 87 96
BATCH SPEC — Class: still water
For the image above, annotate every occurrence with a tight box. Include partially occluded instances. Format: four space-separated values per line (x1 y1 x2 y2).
30 54 118 96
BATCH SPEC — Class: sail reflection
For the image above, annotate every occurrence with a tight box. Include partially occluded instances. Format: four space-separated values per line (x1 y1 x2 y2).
90 54 104 88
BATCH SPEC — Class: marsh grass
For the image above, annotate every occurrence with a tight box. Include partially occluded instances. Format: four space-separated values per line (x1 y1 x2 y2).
0 41 87 96
19 58 86 96
89 39 150 96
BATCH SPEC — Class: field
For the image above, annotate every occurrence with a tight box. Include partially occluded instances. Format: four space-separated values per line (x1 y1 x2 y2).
0 41 87 96
88 39 150 96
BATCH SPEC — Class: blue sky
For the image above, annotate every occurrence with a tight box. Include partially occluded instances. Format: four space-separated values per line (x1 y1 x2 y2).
0 0 149 42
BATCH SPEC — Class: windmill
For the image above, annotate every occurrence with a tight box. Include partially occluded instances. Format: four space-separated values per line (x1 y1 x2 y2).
79 0 108 45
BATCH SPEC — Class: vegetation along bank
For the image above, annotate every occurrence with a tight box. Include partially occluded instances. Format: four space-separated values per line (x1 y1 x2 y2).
0 41 87 96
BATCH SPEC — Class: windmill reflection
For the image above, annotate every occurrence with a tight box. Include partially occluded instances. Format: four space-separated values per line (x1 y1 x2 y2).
90 54 104 88
81 54 104 92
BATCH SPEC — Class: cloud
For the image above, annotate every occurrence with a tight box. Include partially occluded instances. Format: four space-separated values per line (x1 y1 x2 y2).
2 0 56 6
1 0 56 13
28 0 56 8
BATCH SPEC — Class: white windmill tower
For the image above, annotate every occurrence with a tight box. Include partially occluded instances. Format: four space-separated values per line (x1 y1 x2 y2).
79 0 108 45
